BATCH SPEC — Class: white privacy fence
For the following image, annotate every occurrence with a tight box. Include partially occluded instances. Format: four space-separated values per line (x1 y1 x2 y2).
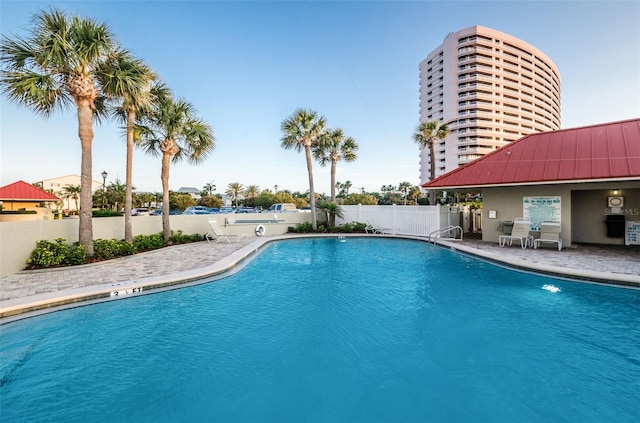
337 205 462 237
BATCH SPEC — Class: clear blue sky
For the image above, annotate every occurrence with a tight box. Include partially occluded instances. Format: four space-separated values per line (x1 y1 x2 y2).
1 0 638 195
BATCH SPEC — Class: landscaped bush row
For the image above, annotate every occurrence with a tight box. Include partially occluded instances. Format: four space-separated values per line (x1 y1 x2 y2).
92 210 124 217
26 231 203 269
288 221 368 234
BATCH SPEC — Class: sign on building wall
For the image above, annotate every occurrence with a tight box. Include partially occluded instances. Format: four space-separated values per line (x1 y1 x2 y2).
523 196 561 231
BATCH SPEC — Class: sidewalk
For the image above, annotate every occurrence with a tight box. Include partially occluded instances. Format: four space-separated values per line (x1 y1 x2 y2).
1 235 638 320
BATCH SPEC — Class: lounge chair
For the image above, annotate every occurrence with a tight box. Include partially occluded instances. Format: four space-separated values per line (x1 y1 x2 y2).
365 220 388 234
206 218 248 244
499 218 533 249
365 222 380 234
533 221 562 251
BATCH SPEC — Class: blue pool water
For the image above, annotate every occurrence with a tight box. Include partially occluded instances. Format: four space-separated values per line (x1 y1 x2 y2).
1 238 639 422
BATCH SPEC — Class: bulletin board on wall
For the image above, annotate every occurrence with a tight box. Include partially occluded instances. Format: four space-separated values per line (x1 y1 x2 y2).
523 196 561 231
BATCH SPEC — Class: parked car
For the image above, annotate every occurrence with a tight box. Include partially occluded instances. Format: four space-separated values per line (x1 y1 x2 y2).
131 207 150 216
183 206 212 215
235 207 257 214
262 203 298 213
219 207 236 214
149 209 182 215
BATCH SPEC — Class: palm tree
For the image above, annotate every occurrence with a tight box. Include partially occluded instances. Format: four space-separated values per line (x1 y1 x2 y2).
201 181 216 196
319 202 344 227
281 108 327 230
61 185 81 213
398 181 412 206
98 49 155 242
343 180 353 196
226 182 244 207
409 186 422 205
106 179 126 211
0 9 117 255
244 185 260 199
314 129 358 202
136 94 215 241
413 120 450 205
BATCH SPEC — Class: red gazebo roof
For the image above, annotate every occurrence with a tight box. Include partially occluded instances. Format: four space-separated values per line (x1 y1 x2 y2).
423 118 640 189
0 180 60 201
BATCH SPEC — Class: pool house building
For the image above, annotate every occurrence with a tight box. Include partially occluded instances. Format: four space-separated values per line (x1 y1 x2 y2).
422 118 640 247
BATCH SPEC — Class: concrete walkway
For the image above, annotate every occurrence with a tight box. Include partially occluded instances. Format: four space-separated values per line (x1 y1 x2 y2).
1 234 638 321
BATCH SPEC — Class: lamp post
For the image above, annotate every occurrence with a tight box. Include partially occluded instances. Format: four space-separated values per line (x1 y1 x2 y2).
101 171 108 209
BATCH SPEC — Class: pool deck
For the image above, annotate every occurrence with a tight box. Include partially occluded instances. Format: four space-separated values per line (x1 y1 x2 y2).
1 234 638 321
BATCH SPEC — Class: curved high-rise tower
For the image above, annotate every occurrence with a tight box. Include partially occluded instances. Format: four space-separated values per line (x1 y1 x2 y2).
419 25 561 182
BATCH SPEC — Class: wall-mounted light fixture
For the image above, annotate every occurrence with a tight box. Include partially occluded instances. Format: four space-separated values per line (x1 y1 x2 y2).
612 189 619 196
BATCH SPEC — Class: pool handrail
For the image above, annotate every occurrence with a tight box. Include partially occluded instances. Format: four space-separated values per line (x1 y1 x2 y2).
428 225 463 244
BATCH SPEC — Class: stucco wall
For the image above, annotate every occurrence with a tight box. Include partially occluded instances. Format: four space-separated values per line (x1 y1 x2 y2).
481 181 640 246
0 207 55 222
0 212 317 278
482 185 573 245
572 187 640 245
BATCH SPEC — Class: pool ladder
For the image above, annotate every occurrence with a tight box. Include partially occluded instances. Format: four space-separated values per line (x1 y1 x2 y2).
428 225 463 244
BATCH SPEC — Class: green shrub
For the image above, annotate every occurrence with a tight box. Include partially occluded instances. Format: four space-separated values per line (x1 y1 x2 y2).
288 222 315 233
65 243 88 265
337 222 367 233
170 230 204 244
1 210 38 215
288 221 367 234
25 231 203 269
92 210 123 217
133 233 167 252
94 239 135 260
27 238 69 268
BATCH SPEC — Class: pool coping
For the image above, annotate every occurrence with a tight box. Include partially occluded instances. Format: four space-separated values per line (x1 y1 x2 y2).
433 238 640 288
1 234 638 323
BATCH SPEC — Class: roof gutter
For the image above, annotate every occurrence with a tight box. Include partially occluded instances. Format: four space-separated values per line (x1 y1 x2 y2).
423 176 640 190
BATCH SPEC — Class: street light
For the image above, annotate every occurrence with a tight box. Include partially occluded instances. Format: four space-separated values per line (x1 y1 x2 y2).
101 171 108 209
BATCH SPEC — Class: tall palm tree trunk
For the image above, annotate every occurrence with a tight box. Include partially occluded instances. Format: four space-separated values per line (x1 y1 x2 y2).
124 111 135 242
161 151 172 241
429 142 437 206
330 160 337 203
77 101 95 256
305 145 317 230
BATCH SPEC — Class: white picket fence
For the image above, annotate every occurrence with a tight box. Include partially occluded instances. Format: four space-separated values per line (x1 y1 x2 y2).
337 205 461 237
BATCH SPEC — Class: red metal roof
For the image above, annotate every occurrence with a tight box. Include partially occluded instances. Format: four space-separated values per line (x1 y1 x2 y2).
423 118 640 189
0 180 60 201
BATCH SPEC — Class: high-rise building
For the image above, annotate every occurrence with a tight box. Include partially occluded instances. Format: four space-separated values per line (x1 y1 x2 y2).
418 25 561 182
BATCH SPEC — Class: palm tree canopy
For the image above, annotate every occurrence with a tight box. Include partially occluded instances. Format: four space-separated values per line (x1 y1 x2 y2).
413 120 449 149
280 108 327 152
136 95 215 164
61 184 81 198
226 182 244 197
314 128 358 166
97 49 156 118
245 185 260 198
0 8 116 116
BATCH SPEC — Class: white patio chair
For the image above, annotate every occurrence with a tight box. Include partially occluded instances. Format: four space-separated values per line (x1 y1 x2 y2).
533 221 562 251
499 218 533 249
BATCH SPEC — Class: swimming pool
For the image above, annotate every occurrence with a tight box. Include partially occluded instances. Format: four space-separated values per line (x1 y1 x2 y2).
1 237 639 422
